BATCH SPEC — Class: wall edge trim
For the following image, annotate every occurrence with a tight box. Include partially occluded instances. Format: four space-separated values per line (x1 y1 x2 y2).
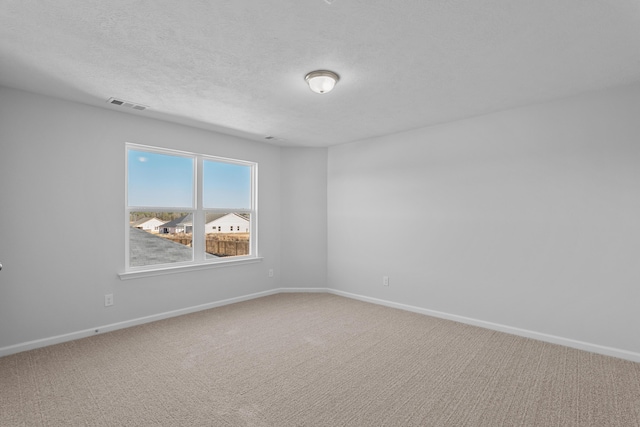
0 288 284 357
325 288 640 363
2 287 638 363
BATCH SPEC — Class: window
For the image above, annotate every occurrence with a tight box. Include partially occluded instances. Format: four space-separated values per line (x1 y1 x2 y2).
124 143 257 275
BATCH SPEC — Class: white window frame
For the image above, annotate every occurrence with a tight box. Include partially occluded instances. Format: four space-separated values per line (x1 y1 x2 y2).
119 143 260 280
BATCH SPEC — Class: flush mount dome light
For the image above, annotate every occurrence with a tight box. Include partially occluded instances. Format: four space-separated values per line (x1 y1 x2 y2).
305 70 340 94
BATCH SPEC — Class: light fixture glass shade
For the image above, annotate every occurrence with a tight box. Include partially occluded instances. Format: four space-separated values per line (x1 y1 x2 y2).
305 70 339 94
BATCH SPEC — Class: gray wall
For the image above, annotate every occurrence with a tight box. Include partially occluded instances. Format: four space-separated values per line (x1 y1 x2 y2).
3 81 640 359
0 87 290 349
280 147 328 288
327 83 640 355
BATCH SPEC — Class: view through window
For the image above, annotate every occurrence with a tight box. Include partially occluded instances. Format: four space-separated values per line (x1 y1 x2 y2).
126 144 256 270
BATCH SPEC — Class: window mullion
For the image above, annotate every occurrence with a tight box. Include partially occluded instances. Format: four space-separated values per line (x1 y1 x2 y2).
193 156 204 261
251 163 257 257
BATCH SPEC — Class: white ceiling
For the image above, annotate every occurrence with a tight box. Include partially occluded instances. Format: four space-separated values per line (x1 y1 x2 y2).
2 0 640 147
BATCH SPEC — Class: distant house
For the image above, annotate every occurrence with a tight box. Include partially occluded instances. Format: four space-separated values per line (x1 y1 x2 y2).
205 213 250 234
131 217 165 233
159 214 192 234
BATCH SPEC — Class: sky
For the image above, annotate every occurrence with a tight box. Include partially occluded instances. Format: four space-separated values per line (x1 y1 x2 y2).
127 149 251 209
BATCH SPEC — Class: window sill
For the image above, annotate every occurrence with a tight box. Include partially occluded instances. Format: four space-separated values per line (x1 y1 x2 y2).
118 257 263 280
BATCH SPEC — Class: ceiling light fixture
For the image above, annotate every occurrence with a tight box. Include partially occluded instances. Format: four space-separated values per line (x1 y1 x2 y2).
305 70 340 94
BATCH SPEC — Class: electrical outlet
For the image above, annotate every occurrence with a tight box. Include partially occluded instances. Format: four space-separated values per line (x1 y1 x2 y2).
268 269 274 277
383 276 389 286
104 294 114 307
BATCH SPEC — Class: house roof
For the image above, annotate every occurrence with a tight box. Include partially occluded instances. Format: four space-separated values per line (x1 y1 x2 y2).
131 217 163 227
205 213 250 225
205 213 226 223
129 227 193 267
159 214 192 228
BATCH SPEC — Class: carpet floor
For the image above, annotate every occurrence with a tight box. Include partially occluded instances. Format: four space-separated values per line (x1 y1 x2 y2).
1 293 639 426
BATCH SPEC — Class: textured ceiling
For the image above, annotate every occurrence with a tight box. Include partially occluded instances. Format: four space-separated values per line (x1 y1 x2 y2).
1 0 640 147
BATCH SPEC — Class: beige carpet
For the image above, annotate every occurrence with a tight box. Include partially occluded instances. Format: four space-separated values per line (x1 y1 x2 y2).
1 293 639 426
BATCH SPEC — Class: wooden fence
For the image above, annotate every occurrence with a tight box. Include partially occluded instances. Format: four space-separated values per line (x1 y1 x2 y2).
160 233 249 257
206 237 249 257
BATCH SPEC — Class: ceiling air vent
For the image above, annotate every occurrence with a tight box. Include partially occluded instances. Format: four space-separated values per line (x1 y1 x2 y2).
107 97 148 111
264 136 288 144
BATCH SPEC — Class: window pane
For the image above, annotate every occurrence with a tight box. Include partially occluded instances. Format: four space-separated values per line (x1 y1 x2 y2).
128 150 194 208
203 160 251 209
129 211 193 267
204 212 250 258
125 144 257 273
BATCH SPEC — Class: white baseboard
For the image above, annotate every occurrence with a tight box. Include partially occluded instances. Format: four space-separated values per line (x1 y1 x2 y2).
0 288 281 358
275 287 328 293
3 287 640 363
326 288 640 363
